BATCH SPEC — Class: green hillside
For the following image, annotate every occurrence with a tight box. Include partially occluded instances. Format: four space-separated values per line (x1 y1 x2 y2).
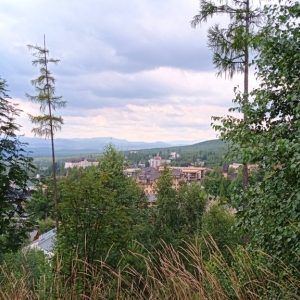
124 139 225 155
124 139 229 168
32 139 228 170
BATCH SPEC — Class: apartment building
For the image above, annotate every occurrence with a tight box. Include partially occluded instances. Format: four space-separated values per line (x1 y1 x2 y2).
64 158 99 169
148 155 171 168
157 166 209 181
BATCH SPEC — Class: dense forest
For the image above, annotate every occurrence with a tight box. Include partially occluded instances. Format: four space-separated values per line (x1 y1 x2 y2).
1 0 300 299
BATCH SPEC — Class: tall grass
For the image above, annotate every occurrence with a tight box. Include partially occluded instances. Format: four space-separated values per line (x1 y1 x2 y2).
1 240 300 299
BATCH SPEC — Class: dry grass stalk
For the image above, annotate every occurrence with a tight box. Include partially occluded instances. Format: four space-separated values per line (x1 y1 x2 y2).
1 239 300 299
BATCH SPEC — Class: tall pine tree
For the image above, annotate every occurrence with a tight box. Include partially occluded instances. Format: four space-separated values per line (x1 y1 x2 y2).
191 0 262 187
26 36 66 230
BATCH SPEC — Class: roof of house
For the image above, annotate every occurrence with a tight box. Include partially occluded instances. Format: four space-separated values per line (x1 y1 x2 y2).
171 169 182 176
139 167 160 181
28 228 56 256
153 156 162 160
142 167 159 174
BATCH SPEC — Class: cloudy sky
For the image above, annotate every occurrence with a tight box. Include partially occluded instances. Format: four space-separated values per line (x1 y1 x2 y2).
0 0 253 143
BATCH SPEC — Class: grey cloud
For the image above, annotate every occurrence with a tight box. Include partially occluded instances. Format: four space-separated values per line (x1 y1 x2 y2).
1 5 213 105
59 88 233 112
2 0 213 75
0 0 237 143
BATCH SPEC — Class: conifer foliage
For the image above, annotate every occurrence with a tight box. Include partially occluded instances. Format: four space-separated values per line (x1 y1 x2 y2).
0 77 35 255
26 36 66 230
191 0 262 187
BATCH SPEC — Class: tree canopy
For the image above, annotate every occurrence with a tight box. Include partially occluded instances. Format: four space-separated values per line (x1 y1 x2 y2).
213 0 300 267
0 77 35 256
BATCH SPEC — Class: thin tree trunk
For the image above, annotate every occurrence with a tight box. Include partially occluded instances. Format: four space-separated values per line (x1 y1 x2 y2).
44 35 59 231
243 0 250 188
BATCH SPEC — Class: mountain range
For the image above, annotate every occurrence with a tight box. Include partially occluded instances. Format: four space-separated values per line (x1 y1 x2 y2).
20 136 203 157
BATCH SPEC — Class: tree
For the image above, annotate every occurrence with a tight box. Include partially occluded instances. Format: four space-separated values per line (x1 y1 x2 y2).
152 166 179 246
153 167 208 248
25 179 53 222
201 167 231 198
213 1 300 268
201 204 241 261
0 77 35 256
191 0 262 187
26 36 66 230
56 145 148 291
1 248 50 289
176 182 208 237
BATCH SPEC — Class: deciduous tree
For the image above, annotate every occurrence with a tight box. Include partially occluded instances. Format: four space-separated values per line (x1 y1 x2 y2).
55 145 148 289
213 1 300 267
153 167 208 248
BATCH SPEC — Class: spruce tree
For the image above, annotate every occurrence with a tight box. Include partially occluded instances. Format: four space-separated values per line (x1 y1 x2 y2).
26 36 66 230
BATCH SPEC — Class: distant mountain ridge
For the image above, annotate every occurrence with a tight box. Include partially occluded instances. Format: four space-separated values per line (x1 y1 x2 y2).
20 136 205 157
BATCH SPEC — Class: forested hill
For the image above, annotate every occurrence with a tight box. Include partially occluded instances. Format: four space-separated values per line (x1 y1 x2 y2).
124 139 225 155
124 139 227 168
170 139 224 153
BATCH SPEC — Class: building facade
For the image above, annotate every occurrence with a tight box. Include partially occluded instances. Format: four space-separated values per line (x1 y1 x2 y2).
64 158 99 169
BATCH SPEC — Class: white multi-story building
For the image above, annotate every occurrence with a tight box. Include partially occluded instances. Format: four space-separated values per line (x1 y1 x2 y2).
169 152 180 160
64 158 99 169
148 156 162 168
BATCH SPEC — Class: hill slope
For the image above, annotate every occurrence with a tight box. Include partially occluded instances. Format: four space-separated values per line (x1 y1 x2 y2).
124 139 225 155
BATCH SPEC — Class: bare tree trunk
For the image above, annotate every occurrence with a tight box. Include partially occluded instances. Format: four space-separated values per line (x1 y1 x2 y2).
243 0 250 188
44 35 59 231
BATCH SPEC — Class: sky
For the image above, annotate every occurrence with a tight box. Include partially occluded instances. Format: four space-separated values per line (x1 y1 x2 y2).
0 0 254 143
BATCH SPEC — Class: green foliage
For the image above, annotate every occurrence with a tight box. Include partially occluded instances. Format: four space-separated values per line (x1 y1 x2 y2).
153 167 179 245
26 181 54 222
0 248 50 289
153 167 208 249
192 0 263 187
202 204 241 261
201 167 231 198
0 77 35 256
191 0 262 77
37 218 56 234
56 144 148 285
26 39 66 138
213 1 300 268
177 182 208 236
